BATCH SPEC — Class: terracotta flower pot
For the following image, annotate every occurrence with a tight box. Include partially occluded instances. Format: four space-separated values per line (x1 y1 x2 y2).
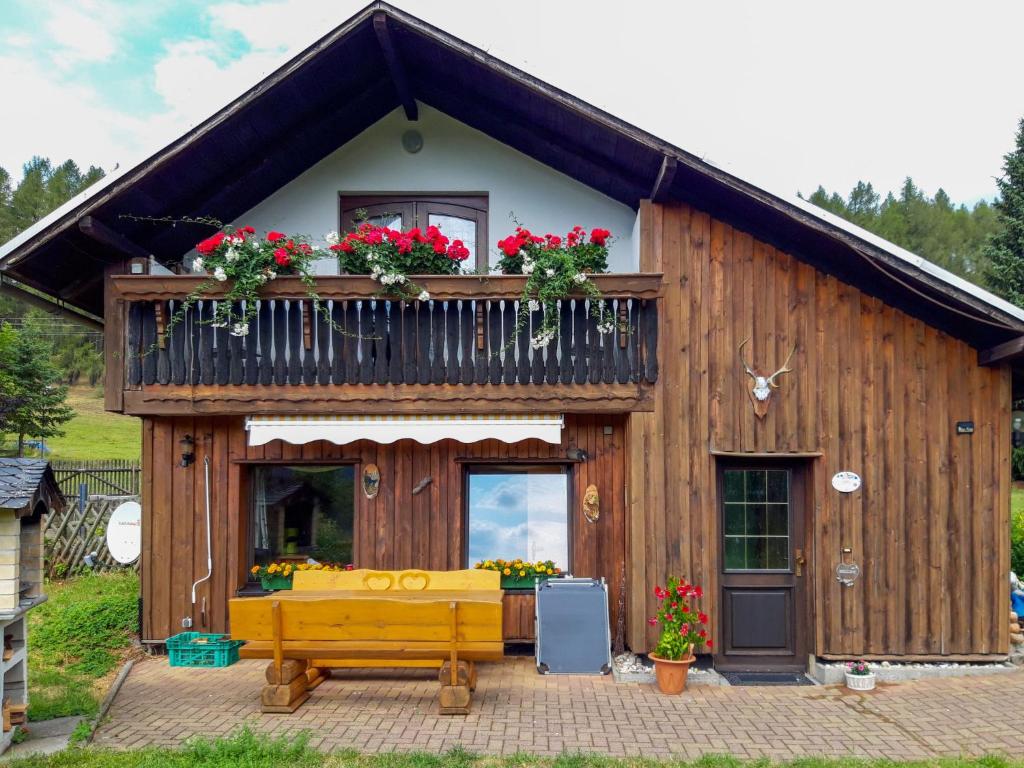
649 652 696 694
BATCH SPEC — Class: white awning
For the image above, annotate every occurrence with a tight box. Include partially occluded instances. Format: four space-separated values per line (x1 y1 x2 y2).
245 414 564 447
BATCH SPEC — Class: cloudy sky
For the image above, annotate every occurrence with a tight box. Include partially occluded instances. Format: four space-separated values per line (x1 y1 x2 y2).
1 0 1021 205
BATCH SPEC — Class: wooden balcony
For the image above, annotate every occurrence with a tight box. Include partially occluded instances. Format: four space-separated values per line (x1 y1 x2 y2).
105 274 661 416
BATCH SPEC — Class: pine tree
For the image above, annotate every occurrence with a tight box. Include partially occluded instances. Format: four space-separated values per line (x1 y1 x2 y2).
984 118 1024 306
0 322 74 456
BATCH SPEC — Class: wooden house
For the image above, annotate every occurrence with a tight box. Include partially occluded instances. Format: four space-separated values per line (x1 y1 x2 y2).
1 2 1021 671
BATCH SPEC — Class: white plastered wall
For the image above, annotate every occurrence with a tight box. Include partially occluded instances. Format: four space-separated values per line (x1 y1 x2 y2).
229 104 639 272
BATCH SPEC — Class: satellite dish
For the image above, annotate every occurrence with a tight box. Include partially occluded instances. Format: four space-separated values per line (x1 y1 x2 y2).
106 501 142 564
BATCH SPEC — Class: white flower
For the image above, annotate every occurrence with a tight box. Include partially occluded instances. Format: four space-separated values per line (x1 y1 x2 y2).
418 290 430 301
598 321 616 335
573 273 587 284
545 268 555 277
211 321 227 328
522 261 534 275
213 267 227 282
324 231 340 246
224 247 239 263
231 322 250 337
267 270 277 280
530 329 556 349
396 274 406 283
528 300 540 312
193 257 204 271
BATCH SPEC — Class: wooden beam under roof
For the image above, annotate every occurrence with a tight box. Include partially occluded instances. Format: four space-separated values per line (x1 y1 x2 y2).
978 334 1024 366
650 156 677 202
79 216 152 260
373 12 417 121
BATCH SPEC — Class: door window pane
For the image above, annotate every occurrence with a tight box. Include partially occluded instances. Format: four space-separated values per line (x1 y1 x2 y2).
428 214 477 264
366 212 404 229
251 465 355 568
466 469 568 568
722 469 790 571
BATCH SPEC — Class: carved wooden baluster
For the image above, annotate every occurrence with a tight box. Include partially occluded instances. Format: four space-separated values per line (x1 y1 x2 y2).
373 301 389 385
168 300 186 386
417 301 431 386
287 301 303 386
245 302 260 385
446 300 461 385
316 303 331 385
431 300 445 385
214 304 230 386
402 303 417 385
344 302 359 385
228 304 245 385
330 301 346 385
602 299 615 385
359 301 374 385
459 301 474 385
272 300 288 386
628 298 641 383
559 301 573 384
529 304 544 384
199 300 215 386
126 302 143 387
615 299 630 384
488 301 502 385
503 301 517 385
258 301 274 386
545 303 559 385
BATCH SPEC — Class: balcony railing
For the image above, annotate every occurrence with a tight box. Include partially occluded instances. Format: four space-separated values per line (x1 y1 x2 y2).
106 274 661 414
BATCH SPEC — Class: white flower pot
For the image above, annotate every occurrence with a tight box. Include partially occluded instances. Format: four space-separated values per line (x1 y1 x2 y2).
845 672 876 691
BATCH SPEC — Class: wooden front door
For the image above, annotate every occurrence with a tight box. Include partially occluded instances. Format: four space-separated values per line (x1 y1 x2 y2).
717 465 808 671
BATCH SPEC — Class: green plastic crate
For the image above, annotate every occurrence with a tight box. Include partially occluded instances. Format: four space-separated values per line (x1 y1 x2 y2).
166 632 244 668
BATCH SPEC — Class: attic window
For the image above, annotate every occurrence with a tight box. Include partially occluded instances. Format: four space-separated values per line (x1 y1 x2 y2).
339 194 487 269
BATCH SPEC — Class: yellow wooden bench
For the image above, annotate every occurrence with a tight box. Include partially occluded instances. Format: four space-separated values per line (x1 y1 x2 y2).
229 572 503 715
290 568 500 670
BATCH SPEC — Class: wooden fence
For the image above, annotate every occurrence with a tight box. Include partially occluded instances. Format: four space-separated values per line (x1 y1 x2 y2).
52 459 140 497
43 495 139 578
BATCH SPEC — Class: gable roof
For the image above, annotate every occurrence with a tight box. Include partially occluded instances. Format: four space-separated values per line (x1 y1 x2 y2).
0 459 63 513
0 1 1021 349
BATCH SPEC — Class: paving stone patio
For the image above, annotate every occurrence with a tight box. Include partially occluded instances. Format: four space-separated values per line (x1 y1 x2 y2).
92 657 1024 759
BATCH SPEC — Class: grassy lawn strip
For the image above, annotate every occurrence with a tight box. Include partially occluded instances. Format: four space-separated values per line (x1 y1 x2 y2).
28 571 139 721
4 731 1024 768
42 387 140 461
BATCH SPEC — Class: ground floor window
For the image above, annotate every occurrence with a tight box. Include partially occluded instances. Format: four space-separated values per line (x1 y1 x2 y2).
465 466 570 570
250 465 355 568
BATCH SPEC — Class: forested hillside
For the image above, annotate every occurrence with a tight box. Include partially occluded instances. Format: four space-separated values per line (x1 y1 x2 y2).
0 158 106 385
801 178 1000 286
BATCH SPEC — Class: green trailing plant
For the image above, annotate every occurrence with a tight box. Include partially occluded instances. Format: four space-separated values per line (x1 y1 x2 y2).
495 225 617 349
1012 502 1024 575
1013 446 1024 481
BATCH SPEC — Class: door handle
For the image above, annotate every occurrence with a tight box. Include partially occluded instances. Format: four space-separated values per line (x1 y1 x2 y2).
794 549 806 577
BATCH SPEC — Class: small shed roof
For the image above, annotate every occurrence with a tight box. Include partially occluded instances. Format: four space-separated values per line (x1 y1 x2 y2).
0 459 64 515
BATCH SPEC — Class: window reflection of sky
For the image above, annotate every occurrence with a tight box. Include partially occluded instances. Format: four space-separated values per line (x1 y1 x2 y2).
467 473 568 565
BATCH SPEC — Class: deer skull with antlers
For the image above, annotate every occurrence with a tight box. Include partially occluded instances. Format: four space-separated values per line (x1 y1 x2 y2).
738 337 796 419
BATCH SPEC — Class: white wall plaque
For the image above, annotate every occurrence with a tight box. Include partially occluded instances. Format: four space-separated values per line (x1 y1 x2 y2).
831 471 861 493
106 501 142 564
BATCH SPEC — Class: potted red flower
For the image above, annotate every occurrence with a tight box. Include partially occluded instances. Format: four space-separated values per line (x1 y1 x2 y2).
647 576 711 694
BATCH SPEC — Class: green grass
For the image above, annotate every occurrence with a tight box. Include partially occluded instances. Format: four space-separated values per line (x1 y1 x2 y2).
4 731 1023 768
41 386 140 460
27 571 139 721
1013 487 1024 575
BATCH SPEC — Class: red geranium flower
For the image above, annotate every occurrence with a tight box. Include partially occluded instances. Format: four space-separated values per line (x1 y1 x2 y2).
242 225 255 234
664 613 674 622
196 232 225 255
698 611 708 625
589 228 610 246
647 617 658 626
654 586 668 600
706 640 713 649
447 240 470 261
267 231 286 242
274 248 290 266
692 586 704 599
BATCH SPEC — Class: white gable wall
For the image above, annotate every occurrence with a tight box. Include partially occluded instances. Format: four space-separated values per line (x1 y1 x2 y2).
233 104 639 272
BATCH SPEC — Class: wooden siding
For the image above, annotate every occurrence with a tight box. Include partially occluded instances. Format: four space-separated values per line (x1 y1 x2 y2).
139 415 626 643
627 201 1011 658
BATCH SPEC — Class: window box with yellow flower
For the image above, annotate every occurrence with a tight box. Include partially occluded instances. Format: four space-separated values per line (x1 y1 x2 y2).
249 561 348 591
474 559 562 590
